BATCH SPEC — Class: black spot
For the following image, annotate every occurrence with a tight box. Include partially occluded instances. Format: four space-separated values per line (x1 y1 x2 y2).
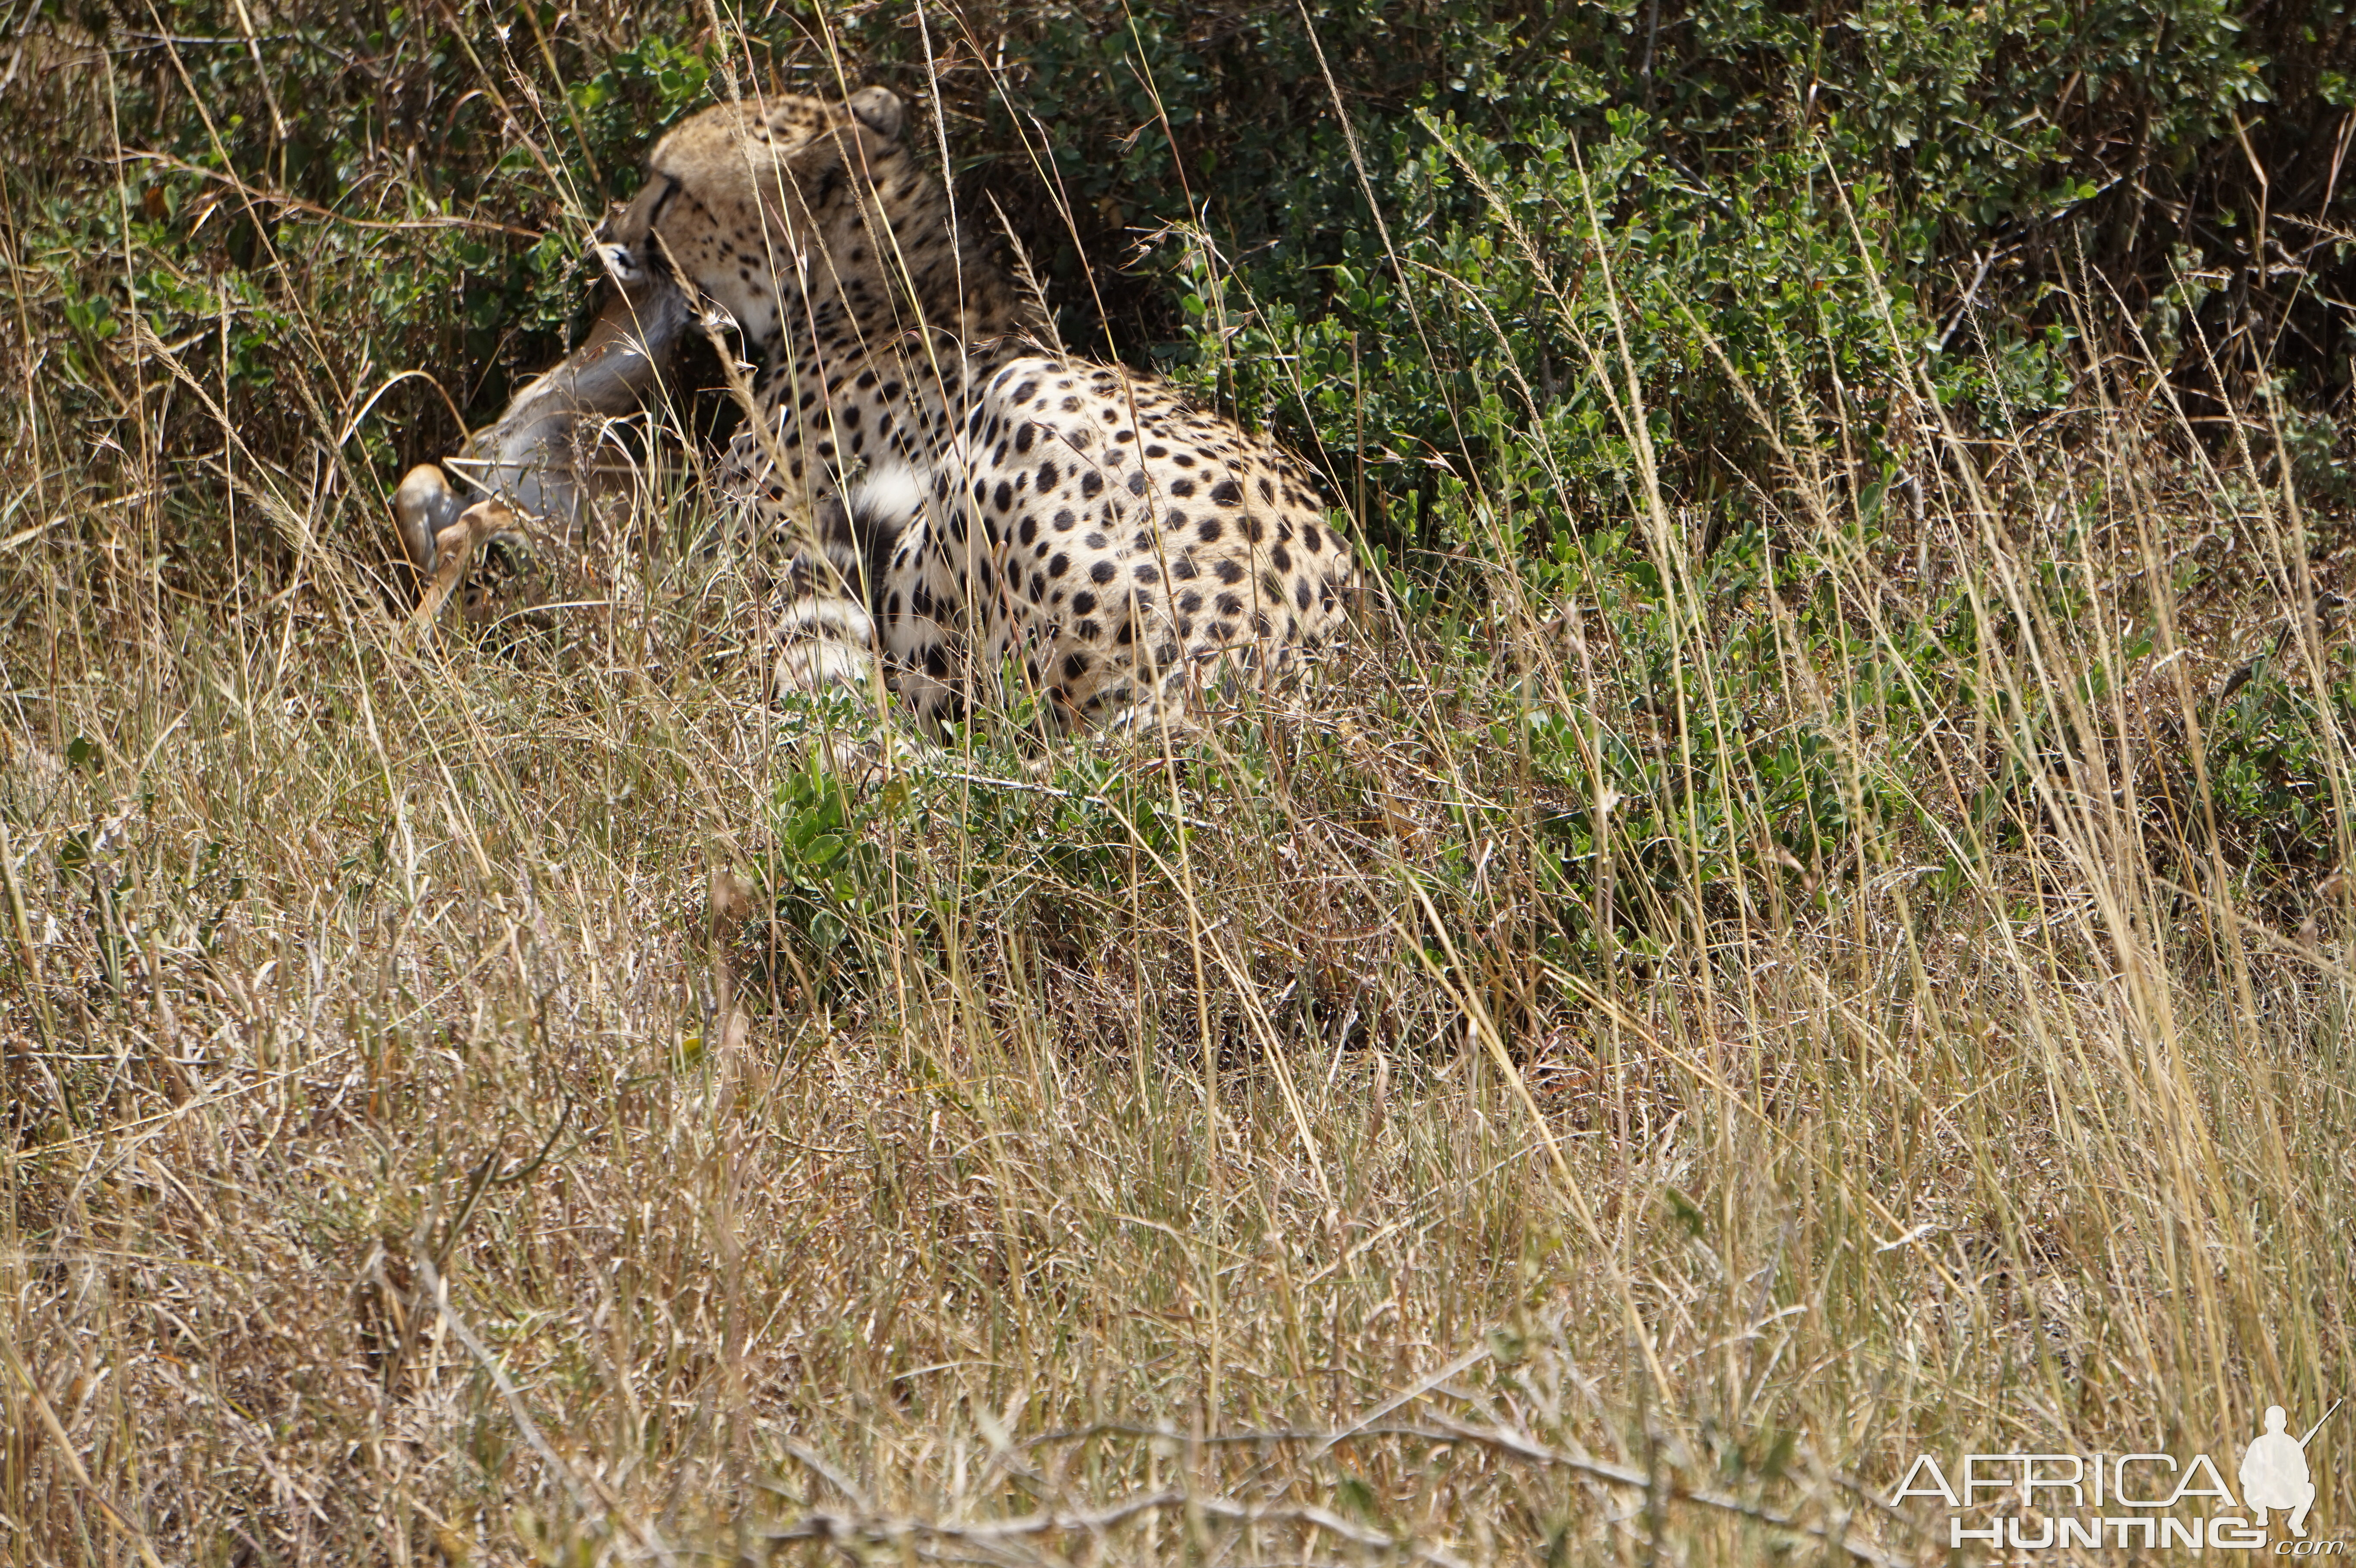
1126 471 1146 496
1170 478 1196 498
1038 461 1058 490
841 404 861 429
1166 508 1189 531
1302 523 1323 553
1089 559 1118 585
1214 558 1245 585
1048 553 1070 579
994 481 1015 513
1216 592 1244 617
1210 479 1243 506
1197 518 1223 544
1272 544 1292 573
1015 423 1036 454
1134 563 1161 584
1172 553 1199 579
1080 471 1105 499
1244 515 1265 544
1072 591 1097 615
1145 444 1168 459
1179 591 1203 613
1084 532 1109 550
1063 652 1091 680
1295 579 1313 610
1075 620 1101 640
1020 515 1039 545
1010 379 1040 405
1054 509 1077 531
923 644 950 678
1258 477 1276 502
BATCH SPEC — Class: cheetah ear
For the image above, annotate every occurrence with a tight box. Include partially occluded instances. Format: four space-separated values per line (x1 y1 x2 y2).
845 86 905 144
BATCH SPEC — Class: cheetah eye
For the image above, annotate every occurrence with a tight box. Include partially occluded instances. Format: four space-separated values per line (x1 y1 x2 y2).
593 241 645 288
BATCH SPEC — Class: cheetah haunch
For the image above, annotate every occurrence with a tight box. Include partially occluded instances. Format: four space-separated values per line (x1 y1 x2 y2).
394 86 1355 731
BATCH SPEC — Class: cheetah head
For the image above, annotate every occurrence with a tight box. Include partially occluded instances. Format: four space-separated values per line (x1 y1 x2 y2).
593 87 912 353
392 88 909 582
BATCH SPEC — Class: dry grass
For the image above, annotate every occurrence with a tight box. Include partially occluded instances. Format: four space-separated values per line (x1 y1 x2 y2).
6 10 2356 1567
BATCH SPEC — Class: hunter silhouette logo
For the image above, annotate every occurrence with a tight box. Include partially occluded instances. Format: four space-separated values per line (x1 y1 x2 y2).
1891 1398 2340 1552
2244 1403 2334 1539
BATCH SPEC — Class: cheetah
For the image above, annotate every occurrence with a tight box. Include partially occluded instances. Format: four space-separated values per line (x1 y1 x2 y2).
394 86 1356 732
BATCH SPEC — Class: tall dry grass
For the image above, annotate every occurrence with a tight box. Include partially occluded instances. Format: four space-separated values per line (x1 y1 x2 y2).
5 9 2354 1566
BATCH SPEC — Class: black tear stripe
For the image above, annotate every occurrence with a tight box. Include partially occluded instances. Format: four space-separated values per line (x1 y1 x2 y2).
642 174 683 235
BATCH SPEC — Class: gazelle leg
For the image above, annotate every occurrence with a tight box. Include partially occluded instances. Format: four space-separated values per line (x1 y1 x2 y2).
405 501 520 640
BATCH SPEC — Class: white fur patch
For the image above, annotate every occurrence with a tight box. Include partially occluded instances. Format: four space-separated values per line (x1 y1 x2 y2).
775 596 877 646
773 590 880 699
846 459 930 537
776 638 878 694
